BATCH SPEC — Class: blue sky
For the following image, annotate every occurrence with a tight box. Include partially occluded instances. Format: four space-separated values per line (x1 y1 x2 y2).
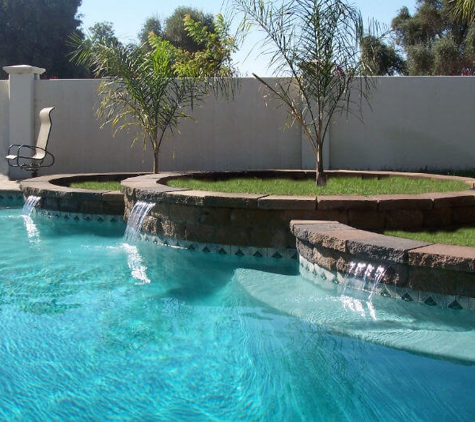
78 0 415 75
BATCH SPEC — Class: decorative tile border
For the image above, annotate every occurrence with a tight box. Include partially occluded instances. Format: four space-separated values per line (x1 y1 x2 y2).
11 175 475 310
14 180 475 312
299 255 475 311
27 206 475 310
140 232 298 259
28 206 298 259
0 192 24 207
33 208 124 224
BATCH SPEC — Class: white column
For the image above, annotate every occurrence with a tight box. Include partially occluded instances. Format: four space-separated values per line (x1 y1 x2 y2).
3 65 46 179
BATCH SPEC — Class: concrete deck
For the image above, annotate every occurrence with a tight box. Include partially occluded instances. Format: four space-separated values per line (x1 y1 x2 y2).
0 175 22 192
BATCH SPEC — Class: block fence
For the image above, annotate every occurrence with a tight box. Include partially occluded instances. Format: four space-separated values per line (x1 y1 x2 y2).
1 65 475 179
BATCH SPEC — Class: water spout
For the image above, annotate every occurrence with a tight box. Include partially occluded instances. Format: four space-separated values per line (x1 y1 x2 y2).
124 201 155 243
368 265 388 301
21 196 41 244
341 262 367 295
23 195 41 216
342 261 388 302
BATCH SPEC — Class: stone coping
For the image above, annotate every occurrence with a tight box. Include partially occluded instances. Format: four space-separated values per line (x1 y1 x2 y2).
18 170 475 217
19 173 135 216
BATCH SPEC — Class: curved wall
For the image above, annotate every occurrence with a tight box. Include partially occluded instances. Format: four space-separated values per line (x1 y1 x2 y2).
121 170 475 250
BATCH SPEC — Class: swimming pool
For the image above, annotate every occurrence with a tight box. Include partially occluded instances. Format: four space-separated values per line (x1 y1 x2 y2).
1 207 474 421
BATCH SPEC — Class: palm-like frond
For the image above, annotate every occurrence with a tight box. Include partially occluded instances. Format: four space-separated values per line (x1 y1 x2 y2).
71 29 233 172
450 0 475 22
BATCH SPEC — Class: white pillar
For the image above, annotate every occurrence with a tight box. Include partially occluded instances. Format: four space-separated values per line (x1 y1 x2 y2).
3 65 46 179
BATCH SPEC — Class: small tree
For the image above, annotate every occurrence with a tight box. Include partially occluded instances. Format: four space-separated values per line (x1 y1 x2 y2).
163 7 215 53
178 13 236 77
72 14 236 173
231 0 373 185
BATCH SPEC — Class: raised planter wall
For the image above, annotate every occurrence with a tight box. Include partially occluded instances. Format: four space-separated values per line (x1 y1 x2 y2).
20 173 131 218
121 170 475 249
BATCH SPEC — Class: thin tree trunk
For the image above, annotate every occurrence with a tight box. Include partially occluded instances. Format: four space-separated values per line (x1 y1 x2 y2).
153 150 159 174
315 143 327 186
315 125 327 186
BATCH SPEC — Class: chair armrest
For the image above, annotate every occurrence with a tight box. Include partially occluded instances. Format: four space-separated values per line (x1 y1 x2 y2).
7 144 38 159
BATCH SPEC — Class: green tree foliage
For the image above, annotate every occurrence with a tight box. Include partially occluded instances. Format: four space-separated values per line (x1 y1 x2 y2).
176 14 236 77
360 35 406 75
392 0 475 75
71 14 236 173
231 0 373 185
138 16 162 46
0 0 86 78
89 22 119 45
163 7 215 53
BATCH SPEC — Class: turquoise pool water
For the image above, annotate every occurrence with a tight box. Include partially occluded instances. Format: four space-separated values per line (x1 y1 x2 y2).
1 208 475 421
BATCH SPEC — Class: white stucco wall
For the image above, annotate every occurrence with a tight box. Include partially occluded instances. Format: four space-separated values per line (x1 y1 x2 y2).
33 78 301 175
157 78 302 172
34 79 153 174
1 74 474 176
330 76 475 171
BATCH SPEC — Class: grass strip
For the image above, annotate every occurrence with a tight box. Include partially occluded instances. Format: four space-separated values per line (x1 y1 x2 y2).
69 181 122 190
385 228 475 248
166 176 468 196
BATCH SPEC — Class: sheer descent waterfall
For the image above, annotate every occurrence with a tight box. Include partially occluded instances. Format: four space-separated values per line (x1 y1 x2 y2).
23 196 41 216
124 201 155 243
341 261 388 301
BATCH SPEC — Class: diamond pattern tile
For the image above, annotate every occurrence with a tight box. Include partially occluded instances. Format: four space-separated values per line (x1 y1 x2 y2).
448 300 463 310
296 262 471 310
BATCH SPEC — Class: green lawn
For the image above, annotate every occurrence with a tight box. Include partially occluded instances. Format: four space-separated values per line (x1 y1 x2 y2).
69 181 122 190
385 228 475 248
166 176 469 196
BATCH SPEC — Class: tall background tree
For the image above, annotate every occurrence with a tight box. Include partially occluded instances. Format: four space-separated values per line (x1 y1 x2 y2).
0 0 87 78
138 16 163 46
88 22 119 46
392 0 475 75
360 35 407 75
162 7 215 53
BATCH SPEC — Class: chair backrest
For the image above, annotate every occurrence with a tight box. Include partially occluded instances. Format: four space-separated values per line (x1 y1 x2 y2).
32 107 55 160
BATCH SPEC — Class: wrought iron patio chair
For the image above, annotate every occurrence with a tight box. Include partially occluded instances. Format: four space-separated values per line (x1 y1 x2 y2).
6 106 55 177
